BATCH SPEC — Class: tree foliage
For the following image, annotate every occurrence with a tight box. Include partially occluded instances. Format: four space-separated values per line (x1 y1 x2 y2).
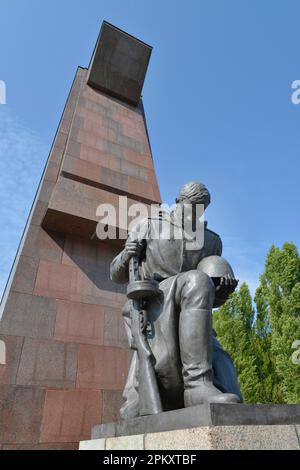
213 242 300 403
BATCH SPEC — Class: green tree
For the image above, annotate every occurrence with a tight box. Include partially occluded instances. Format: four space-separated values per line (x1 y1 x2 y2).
256 243 300 403
213 283 261 402
214 242 300 404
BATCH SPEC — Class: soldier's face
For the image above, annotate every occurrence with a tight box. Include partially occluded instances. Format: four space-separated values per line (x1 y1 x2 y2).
174 200 205 233
173 201 185 225
174 199 193 228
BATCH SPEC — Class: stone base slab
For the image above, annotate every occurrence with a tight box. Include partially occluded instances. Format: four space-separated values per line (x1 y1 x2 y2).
80 424 300 450
92 404 300 439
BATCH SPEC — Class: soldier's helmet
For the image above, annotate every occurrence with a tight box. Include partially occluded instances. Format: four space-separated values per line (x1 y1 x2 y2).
197 255 235 307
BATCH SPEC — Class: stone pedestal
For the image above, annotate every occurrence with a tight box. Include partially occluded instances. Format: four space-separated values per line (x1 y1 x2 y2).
80 424 300 450
80 404 300 450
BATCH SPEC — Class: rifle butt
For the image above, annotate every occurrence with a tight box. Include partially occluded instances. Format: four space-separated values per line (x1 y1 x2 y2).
138 355 163 416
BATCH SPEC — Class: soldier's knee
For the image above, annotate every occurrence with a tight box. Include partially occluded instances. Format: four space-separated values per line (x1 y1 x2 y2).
183 270 215 308
185 269 214 291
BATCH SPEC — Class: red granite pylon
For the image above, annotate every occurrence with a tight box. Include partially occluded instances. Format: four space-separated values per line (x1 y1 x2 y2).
0 22 160 449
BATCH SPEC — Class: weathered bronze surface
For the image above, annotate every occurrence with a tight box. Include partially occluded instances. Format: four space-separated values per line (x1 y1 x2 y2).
111 181 243 419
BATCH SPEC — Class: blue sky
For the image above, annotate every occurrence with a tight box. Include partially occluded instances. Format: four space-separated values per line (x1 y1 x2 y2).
0 0 299 297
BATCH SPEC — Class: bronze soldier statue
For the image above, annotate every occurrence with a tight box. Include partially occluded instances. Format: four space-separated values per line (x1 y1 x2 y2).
111 181 242 418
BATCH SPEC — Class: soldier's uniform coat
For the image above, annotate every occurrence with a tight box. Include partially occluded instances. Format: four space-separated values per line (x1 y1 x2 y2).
111 213 242 415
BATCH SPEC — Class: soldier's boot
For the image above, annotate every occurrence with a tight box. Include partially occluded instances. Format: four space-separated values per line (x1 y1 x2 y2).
179 309 241 406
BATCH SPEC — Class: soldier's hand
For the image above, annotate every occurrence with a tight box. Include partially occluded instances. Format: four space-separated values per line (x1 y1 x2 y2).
122 240 144 265
215 274 239 300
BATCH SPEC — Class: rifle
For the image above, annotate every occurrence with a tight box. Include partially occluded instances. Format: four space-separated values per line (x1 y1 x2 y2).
127 255 163 416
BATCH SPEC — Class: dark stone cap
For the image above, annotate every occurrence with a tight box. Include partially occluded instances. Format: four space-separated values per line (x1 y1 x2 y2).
88 21 152 106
